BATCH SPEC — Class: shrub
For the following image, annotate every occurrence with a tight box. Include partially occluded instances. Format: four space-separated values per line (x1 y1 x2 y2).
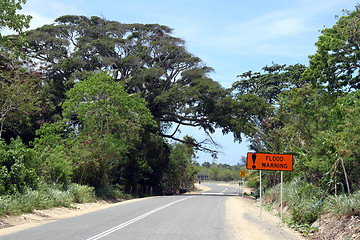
264 178 322 225
323 191 360 217
0 183 95 216
67 183 95 203
95 184 132 200
0 138 39 195
247 176 260 189
284 178 322 224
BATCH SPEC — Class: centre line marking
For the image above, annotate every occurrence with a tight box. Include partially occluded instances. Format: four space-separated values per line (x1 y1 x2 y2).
86 196 193 240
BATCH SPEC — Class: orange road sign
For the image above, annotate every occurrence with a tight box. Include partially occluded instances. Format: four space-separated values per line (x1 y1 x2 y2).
239 170 247 178
246 153 293 171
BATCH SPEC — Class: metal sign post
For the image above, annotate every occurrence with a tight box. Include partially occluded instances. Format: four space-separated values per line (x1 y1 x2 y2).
281 171 283 224
246 152 293 225
242 177 245 198
239 170 247 198
260 170 262 222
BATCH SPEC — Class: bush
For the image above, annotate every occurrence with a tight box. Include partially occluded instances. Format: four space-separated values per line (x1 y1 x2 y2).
95 184 132 200
284 178 322 224
323 191 360 217
264 178 322 225
0 183 95 216
68 183 95 203
247 177 260 189
0 138 40 195
291 197 320 224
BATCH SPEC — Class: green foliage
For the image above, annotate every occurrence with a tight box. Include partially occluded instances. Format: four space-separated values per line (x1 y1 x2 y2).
197 162 243 182
283 178 322 224
33 122 73 185
0 0 31 50
0 138 39 195
323 191 360 217
20 15 273 155
61 72 156 189
265 178 322 225
234 63 307 104
246 176 260 189
0 53 50 143
164 138 198 193
95 184 132 200
62 72 155 134
67 183 95 203
284 219 319 235
304 4 360 93
0 183 94 216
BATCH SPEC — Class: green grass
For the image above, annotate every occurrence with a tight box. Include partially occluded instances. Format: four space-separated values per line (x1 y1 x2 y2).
0 183 95 216
284 218 319 235
264 178 322 224
322 191 360 217
264 178 360 226
95 184 133 200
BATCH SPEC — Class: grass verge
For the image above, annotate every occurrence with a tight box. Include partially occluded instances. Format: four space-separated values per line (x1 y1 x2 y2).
0 183 95 216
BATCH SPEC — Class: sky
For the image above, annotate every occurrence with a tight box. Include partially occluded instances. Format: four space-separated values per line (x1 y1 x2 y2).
12 0 359 165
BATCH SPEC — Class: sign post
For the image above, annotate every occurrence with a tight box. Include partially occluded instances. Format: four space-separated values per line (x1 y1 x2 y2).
239 170 247 198
281 171 283 224
260 170 262 222
246 153 293 224
246 153 293 171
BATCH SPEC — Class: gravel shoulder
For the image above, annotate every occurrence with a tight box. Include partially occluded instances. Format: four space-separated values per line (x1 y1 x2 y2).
219 182 305 240
225 195 304 240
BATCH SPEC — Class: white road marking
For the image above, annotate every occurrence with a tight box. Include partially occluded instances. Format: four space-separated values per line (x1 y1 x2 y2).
85 196 193 240
202 192 224 195
201 192 238 196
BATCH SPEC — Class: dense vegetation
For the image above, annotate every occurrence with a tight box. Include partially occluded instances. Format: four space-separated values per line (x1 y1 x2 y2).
1 0 260 202
237 4 360 228
1 0 360 228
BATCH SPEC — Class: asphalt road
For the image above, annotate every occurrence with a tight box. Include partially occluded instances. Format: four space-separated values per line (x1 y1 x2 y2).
0 183 239 240
0 183 303 240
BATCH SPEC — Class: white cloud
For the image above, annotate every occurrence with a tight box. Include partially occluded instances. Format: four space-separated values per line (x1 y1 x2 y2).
25 12 54 30
20 0 85 29
176 2 337 59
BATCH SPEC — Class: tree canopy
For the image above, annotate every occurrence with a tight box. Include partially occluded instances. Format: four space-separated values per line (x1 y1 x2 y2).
303 4 360 94
0 0 31 50
1 1 360 216
17 15 265 154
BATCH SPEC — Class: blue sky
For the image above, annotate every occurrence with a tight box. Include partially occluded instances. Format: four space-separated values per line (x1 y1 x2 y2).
15 0 358 165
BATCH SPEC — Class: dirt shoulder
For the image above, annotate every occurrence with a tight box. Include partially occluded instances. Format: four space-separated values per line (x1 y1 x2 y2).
218 182 305 240
225 196 305 240
310 213 360 240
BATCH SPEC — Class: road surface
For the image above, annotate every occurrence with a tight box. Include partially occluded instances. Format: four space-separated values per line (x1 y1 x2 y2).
0 182 304 240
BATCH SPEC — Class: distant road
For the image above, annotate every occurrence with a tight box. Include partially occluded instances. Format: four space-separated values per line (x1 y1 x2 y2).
0 182 304 240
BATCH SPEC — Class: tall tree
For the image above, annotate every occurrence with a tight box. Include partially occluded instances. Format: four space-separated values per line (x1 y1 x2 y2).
61 72 156 188
303 4 360 94
233 63 307 104
0 54 52 143
0 0 31 51
20 15 262 155
232 63 307 151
